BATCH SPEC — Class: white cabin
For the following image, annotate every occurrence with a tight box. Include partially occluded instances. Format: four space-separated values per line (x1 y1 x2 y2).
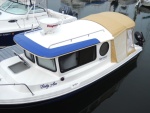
0 12 142 105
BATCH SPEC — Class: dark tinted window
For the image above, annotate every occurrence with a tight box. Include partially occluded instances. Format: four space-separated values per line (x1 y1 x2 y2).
99 42 109 56
36 57 56 72
59 46 96 73
24 50 35 63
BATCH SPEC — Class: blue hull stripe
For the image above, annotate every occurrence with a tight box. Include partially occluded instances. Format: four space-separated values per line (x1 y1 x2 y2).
14 33 100 58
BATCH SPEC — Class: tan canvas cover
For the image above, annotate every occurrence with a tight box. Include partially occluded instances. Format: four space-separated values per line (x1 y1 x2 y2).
82 12 136 62
114 31 127 62
82 12 135 37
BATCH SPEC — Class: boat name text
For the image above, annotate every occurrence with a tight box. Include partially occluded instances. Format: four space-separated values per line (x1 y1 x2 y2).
40 82 57 89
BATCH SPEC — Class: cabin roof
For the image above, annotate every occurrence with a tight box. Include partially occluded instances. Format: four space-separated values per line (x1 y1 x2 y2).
82 12 135 37
14 33 100 58
14 20 113 58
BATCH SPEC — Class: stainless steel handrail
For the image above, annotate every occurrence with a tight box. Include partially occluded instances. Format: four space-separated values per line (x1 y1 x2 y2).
0 83 34 96
48 29 104 48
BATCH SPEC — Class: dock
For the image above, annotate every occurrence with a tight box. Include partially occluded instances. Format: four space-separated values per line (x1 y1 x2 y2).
0 45 23 62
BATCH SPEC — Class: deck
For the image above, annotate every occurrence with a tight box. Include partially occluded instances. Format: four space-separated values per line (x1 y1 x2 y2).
0 45 23 62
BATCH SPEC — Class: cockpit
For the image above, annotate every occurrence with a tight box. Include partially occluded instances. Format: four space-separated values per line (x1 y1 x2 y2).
0 0 45 15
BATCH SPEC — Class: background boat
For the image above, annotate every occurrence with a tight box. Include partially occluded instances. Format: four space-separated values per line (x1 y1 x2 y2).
109 0 137 15
136 0 150 7
0 0 77 48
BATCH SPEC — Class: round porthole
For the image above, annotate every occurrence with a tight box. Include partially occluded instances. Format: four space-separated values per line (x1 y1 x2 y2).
99 42 109 56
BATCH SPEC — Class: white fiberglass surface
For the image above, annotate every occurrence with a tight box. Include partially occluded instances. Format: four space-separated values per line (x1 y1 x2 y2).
25 20 112 48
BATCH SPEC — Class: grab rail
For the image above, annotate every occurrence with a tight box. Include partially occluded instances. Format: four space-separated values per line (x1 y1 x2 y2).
48 29 104 48
0 83 34 96
25 5 34 20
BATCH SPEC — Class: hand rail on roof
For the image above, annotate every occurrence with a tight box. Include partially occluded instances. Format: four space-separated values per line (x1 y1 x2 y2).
48 29 104 48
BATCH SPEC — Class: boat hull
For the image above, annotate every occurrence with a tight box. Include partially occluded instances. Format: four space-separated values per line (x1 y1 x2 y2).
0 30 29 48
0 52 140 111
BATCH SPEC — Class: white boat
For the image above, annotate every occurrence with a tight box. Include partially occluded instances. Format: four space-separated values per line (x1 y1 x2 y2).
0 0 77 48
136 0 150 7
0 12 143 109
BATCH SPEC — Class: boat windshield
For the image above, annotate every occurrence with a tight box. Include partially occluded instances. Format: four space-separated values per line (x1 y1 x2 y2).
36 57 57 72
0 0 45 15
24 50 57 72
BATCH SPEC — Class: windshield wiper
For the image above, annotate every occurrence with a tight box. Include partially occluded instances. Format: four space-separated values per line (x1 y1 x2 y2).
12 50 30 67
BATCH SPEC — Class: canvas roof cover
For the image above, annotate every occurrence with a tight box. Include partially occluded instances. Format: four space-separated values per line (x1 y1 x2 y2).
82 12 135 37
